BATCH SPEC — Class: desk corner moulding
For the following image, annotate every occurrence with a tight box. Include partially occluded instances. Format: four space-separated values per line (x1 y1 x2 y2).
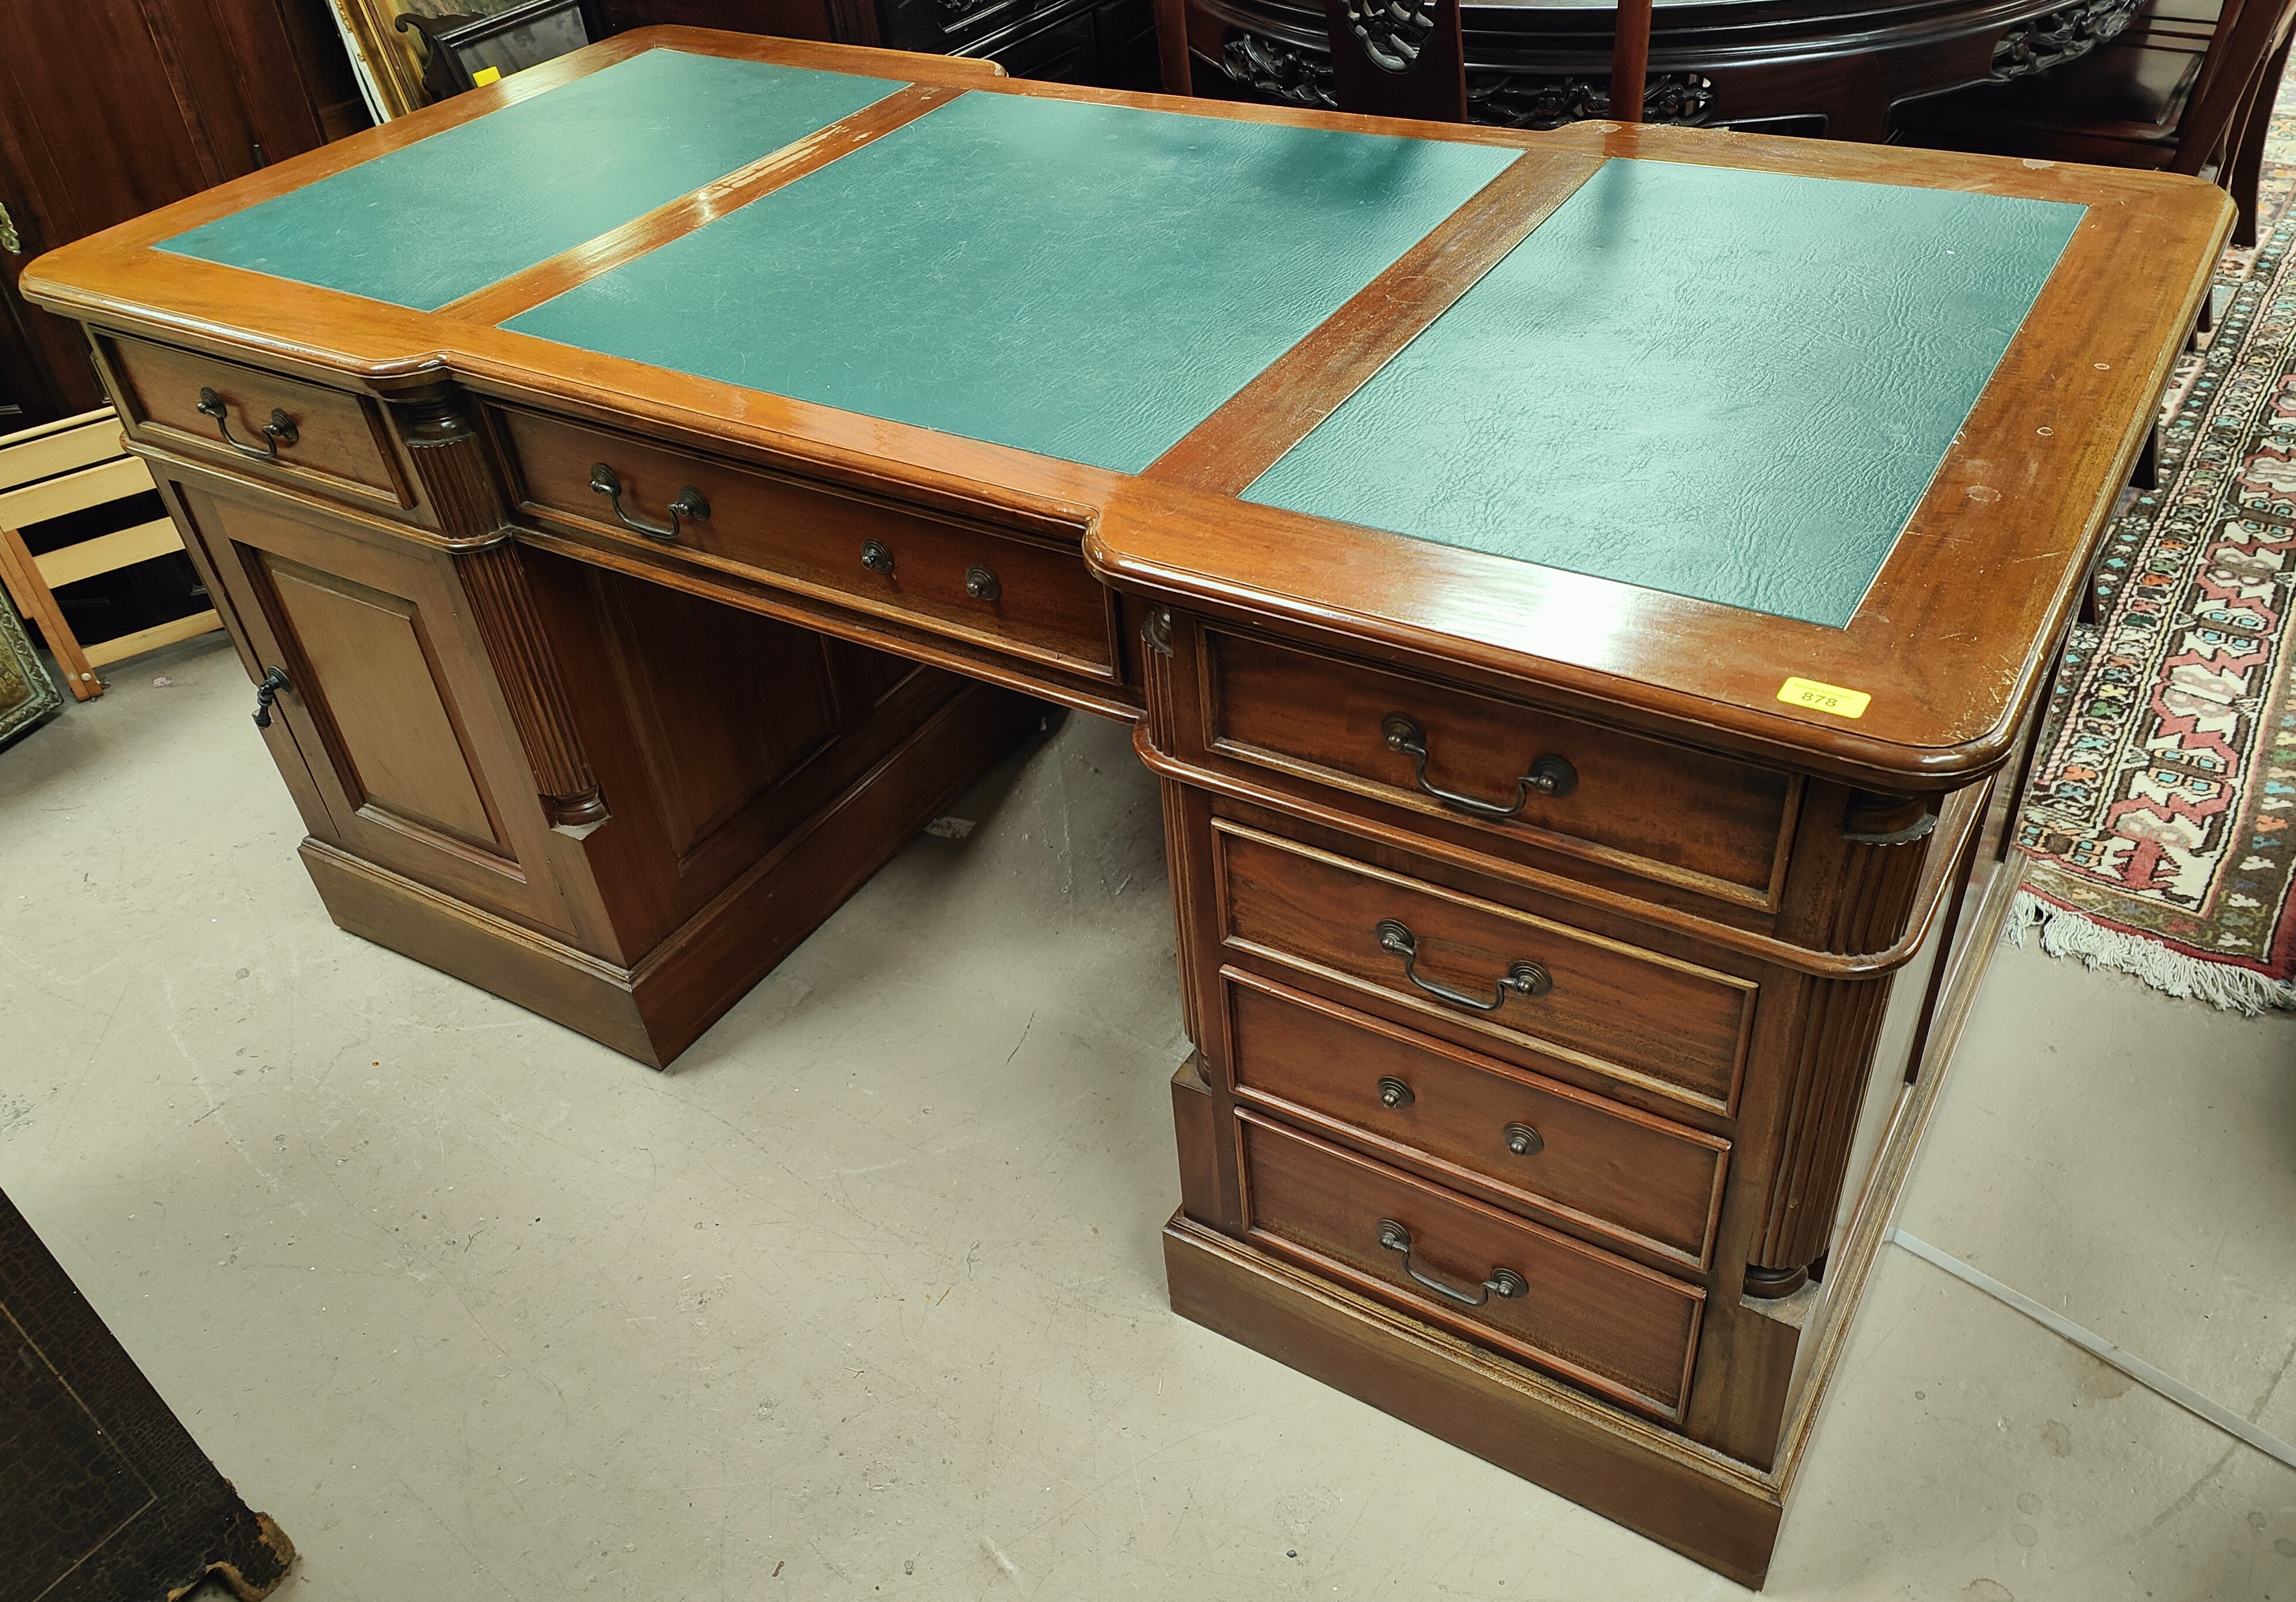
17 26 2232 1585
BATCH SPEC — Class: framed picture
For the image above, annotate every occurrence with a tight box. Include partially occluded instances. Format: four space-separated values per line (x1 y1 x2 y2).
323 0 599 120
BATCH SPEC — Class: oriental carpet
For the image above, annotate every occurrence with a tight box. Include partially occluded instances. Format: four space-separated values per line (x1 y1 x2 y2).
2011 96 2296 1011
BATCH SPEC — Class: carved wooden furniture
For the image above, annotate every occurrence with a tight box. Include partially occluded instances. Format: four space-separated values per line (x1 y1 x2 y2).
602 0 1162 98
0 0 370 431
0 1187 295 1601
20 29 2228 1585
0 409 222 700
1313 0 1652 124
1893 0 2296 247
1181 0 2144 139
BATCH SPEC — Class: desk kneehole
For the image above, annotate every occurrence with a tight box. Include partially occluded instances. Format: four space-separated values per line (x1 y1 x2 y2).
498 406 1118 680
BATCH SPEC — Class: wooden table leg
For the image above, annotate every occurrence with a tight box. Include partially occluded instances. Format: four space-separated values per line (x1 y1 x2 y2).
0 522 100 700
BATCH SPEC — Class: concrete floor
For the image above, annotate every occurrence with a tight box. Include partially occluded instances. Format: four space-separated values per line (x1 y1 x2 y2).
3 633 2293 1601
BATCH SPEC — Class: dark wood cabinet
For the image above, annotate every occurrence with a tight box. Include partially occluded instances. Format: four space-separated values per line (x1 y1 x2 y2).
0 0 367 430
608 0 1161 89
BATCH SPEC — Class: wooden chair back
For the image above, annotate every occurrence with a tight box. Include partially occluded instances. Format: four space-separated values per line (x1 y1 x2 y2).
1320 0 1654 123
2168 0 2296 179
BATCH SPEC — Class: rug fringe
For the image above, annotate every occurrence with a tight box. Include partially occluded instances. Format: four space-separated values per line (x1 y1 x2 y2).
2008 892 2296 1016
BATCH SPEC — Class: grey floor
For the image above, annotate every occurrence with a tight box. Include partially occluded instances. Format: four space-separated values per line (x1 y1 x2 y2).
3 633 2293 1600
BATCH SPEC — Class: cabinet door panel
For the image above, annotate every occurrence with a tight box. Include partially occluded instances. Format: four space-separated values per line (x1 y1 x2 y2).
176 480 572 934
269 557 506 851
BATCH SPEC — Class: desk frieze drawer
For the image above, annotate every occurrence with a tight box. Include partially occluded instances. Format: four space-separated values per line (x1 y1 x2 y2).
1213 819 1756 1115
499 408 1118 681
1239 1110 1705 1422
1195 627 1797 911
1224 971 1729 1271
96 333 414 513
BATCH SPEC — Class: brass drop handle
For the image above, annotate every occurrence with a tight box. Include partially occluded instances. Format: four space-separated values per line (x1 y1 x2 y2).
1375 919 1551 1013
1377 1219 1525 1308
965 563 1001 602
250 665 290 729
590 463 707 542
197 388 298 461
1382 714 1576 819
1504 1122 1544 1157
1377 1076 1414 1109
861 538 896 576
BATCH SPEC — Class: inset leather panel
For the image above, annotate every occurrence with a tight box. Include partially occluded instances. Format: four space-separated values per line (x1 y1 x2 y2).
160 51 905 311
1246 158 2085 627
505 92 1517 472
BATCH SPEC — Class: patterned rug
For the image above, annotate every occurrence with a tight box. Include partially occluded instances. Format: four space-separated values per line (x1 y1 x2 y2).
2010 86 2296 1013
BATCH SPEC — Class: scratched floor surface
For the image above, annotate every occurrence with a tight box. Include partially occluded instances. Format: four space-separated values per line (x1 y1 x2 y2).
1 633 2290 1602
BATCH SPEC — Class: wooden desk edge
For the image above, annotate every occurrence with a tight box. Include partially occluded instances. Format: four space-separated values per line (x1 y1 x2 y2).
19 30 2236 794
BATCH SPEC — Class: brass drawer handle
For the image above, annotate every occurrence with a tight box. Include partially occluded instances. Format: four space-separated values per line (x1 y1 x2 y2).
590 463 708 543
1377 1075 1414 1109
861 538 896 575
964 563 1000 602
1374 919 1550 1013
1504 1122 1544 1157
196 387 297 460
250 665 290 729
1377 1219 1525 1308
1382 714 1576 818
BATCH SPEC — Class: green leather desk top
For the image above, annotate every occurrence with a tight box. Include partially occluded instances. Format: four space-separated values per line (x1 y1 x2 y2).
1246 159 2084 628
505 93 1519 474
147 50 2086 627
159 51 903 312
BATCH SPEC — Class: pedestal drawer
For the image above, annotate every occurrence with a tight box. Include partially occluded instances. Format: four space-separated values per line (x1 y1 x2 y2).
1224 972 1729 1269
1198 626 1796 907
500 408 1116 680
100 333 410 511
1240 1111 1703 1420
1213 819 1756 1113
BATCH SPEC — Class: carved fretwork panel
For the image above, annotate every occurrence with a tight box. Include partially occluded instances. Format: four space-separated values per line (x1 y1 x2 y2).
1214 30 1715 127
1992 0 2140 77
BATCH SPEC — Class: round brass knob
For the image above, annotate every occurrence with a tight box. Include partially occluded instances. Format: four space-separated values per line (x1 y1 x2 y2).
965 564 1001 602
1377 1076 1414 1109
1504 1122 1544 1157
861 539 894 575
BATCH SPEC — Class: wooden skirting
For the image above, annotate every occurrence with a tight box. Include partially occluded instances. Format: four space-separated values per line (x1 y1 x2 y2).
302 681 1038 1067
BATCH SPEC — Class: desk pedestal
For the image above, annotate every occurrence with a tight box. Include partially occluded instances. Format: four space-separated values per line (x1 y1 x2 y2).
152 436 1040 1069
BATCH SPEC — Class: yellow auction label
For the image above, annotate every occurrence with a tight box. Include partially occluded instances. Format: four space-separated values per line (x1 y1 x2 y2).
472 65 504 86
1776 677 1872 719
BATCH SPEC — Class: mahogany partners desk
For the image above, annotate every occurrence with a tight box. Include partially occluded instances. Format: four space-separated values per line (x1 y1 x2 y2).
23 29 2225 1585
